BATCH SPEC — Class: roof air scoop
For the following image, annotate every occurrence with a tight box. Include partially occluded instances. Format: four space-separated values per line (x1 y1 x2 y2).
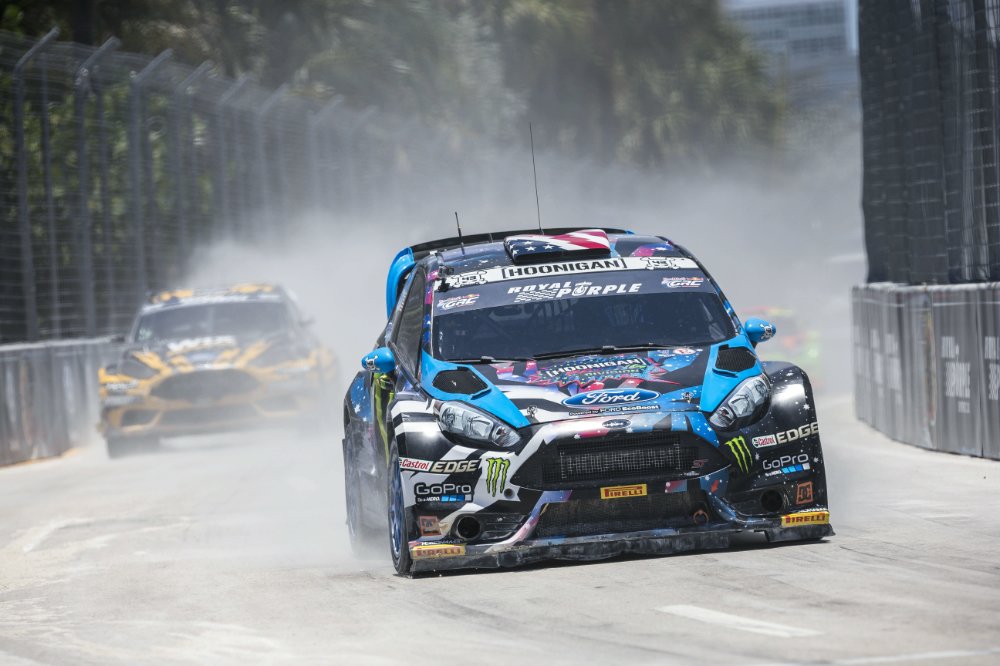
504 229 612 264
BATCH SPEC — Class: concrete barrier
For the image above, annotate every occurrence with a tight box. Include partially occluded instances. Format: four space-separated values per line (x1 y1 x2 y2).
0 339 115 466
852 283 1000 460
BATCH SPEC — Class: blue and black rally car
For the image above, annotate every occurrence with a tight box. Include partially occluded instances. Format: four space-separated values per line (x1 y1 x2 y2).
342 228 832 574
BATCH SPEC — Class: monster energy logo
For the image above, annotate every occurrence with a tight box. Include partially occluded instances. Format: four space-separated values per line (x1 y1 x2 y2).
724 435 752 473
485 457 510 496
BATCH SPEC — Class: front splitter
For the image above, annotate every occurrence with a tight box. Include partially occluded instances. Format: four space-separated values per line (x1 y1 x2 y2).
409 522 834 574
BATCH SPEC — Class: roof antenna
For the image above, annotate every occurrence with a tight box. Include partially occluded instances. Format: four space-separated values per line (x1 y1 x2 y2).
455 211 466 255
529 123 544 234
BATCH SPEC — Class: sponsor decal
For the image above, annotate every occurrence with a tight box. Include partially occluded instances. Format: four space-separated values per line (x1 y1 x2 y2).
661 276 704 288
780 510 829 527
594 403 659 414
485 457 510 497
399 457 480 474
602 418 630 429
446 270 489 288
640 256 695 270
795 481 814 505
563 388 659 408
508 280 642 303
538 356 647 380
501 258 626 279
751 434 778 448
774 422 820 445
411 543 466 559
600 483 647 500
418 515 442 536
165 336 237 354
436 293 479 310
723 435 752 473
692 458 708 469
762 452 810 471
443 256 699 289
414 482 473 503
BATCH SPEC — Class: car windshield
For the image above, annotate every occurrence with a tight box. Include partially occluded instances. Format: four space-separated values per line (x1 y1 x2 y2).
134 302 289 343
433 283 734 362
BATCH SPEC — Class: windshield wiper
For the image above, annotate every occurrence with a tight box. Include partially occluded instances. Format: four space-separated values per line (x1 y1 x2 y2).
530 345 623 361
449 355 532 364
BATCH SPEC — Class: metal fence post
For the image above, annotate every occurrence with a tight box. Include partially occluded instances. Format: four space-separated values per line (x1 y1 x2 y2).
170 61 212 266
13 27 59 341
308 96 343 210
128 49 172 304
254 83 289 235
39 52 60 338
213 74 252 239
75 37 120 338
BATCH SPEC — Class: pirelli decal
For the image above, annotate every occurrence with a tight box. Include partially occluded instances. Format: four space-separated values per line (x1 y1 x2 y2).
411 543 466 559
600 483 647 500
780 510 829 527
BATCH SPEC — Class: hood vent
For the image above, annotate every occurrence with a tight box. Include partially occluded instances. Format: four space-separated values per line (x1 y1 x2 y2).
432 369 487 395
715 346 757 373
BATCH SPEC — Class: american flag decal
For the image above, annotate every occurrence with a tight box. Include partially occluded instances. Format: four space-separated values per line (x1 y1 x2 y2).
504 229 612 263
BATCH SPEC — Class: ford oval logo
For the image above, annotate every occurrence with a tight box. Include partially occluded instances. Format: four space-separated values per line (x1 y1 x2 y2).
564 388 659 408
602 419 630 429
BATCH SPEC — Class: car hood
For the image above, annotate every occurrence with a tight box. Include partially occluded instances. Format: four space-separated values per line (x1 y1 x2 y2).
122 336 272 375
471 348 711 425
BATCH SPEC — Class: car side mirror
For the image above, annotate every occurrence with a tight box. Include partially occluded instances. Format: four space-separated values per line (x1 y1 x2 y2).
744 318 777 347
361 347 396 374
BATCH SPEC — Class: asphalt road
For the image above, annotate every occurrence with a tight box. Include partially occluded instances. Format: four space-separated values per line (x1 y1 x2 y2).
0 395 997 665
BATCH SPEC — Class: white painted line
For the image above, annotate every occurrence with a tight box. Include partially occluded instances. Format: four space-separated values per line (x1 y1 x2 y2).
656 605 821 638
757 646 1000 665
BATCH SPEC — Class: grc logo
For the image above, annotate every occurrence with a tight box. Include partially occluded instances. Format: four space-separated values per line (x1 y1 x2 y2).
564 388 659 408
600 483 647 500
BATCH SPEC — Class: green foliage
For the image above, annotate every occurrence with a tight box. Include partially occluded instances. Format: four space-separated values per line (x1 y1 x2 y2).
6 0 783 171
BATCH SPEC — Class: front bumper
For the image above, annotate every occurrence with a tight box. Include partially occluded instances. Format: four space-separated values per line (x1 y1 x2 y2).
409 515 833 573
99 372 324 439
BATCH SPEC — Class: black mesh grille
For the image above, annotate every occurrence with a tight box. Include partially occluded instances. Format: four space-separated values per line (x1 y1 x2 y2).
534 491 705 538
715 347 757 372
535 431 720 487
151 370 259 402
432 369 487 395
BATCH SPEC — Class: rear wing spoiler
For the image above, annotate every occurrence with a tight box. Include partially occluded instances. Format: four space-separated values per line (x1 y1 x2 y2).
385 227 631 317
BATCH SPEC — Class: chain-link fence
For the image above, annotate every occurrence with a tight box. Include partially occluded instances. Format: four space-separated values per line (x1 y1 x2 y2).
0 27 496 344
860 0 1000 284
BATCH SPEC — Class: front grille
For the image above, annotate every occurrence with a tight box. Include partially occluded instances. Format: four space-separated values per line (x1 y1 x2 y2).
159 403 258 426
152 370 259 402
534 490 706 538
537 431 720 487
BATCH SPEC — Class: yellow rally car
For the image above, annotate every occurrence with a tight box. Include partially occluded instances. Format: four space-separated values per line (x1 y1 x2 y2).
98 283 334 457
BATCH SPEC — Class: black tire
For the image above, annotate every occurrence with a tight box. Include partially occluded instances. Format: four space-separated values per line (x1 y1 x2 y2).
386 442 413 576
106 435 159 459
343 435 377 554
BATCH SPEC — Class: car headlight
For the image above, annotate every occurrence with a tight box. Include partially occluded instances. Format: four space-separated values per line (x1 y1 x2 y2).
709 375 770 429
437 401 521 448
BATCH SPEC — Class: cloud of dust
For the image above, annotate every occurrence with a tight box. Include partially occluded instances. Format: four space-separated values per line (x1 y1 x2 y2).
180 119 864 564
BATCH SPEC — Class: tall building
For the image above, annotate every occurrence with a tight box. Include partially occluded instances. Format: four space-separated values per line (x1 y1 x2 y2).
723 0 859 107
